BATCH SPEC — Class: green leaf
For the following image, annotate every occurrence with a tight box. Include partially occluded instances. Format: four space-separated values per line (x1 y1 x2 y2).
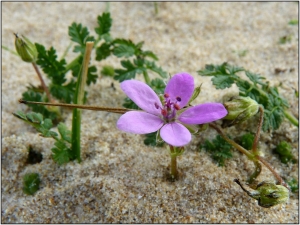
114 59 145 82
113 39 136 58
200 135 233 167
50 82 76 104
273 141 296 164
35 43 67 84
287 178 299 193
144 132 164 147
68 22 95 53
211 75 235 89
23 173 40 195
51 139 72 165
22 89 58 120
150 78 166 95
122 97 139 109
238 133 254 150
13 111 58 138
95 42 112 61
144 60 167 78
288 19 298 25
95 12 112 37
57 123 71 143
245 71 266 86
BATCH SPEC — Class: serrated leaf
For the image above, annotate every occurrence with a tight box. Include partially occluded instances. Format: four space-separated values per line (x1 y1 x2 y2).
114 59 145 82
245 71 266 86
201 135 233 167
57 123 72 143
51 140 72 165
68 22 95 53
35 43 67 84
211 75 235 89
122 97 139 109
23 173 40 195
113 44 136 58
96 42 112 61
144 60 167 78
95 12 112 37
150 78 166 94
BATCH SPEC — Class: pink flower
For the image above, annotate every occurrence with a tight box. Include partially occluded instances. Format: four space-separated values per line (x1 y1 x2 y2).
117 73 227 146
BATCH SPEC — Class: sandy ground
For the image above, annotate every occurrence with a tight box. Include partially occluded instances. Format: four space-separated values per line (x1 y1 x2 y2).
2 2 298 223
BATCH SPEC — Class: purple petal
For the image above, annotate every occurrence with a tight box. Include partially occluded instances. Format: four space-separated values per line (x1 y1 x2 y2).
178 103 228 124
120 80 162 115
117 111 163 134
164 73 194 108
160 122 191 147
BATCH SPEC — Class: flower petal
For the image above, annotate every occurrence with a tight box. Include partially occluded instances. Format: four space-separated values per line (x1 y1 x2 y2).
117 111 163 134
160 122 191 146
120 80 162 115
164 73 194 108
178 103 228 124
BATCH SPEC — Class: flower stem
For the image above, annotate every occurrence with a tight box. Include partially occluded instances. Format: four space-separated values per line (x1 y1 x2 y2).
71 41 94 163
283 109 299 127
252 106 264 154
169 145 179 180
209 123 289 189
32 62 53 102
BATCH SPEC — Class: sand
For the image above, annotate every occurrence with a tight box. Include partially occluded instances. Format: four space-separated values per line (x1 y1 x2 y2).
2 2 298 223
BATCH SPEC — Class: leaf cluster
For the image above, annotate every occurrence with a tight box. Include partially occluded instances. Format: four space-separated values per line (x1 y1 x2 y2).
200 135 233 167
13 111 73 165
273 141 297 164
197 62 290 131
23 173 40 195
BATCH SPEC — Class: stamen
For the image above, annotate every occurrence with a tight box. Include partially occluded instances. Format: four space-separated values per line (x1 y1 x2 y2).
164 93 169 98
154 102 160 109
176 96 181 102
174 103 180 110
161 109 168 117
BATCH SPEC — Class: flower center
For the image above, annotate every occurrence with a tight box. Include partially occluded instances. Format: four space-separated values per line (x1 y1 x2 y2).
155 93 181 122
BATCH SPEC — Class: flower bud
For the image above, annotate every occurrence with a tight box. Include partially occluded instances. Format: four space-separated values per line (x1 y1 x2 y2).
14 33 38 63
234 179 289 208
223 96 259 125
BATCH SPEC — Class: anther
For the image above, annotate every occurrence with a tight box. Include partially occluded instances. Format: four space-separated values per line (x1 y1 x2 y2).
154 102 160 109
174 103 180 110
164 93 169 98
176 96 181 102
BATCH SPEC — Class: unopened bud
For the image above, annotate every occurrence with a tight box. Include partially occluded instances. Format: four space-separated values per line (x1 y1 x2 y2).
223 96 259 125
234 179 289 208
14 33 38 63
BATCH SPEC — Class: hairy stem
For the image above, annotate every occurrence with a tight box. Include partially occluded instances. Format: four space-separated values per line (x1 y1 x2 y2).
19 99 132 114
252 106 264 154
32 62 53 102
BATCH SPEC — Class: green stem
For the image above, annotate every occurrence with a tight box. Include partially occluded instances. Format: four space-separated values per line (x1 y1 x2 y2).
283 109 299 127
71 42 94 163
209 123 253 159
64 55 81 73
143 71 151 85
247 161 262 184
169 145 178 180
60 42 73 61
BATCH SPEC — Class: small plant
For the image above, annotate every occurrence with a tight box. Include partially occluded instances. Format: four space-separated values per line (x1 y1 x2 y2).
274 141 297 164
197 62 298 131
23 173 40 195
